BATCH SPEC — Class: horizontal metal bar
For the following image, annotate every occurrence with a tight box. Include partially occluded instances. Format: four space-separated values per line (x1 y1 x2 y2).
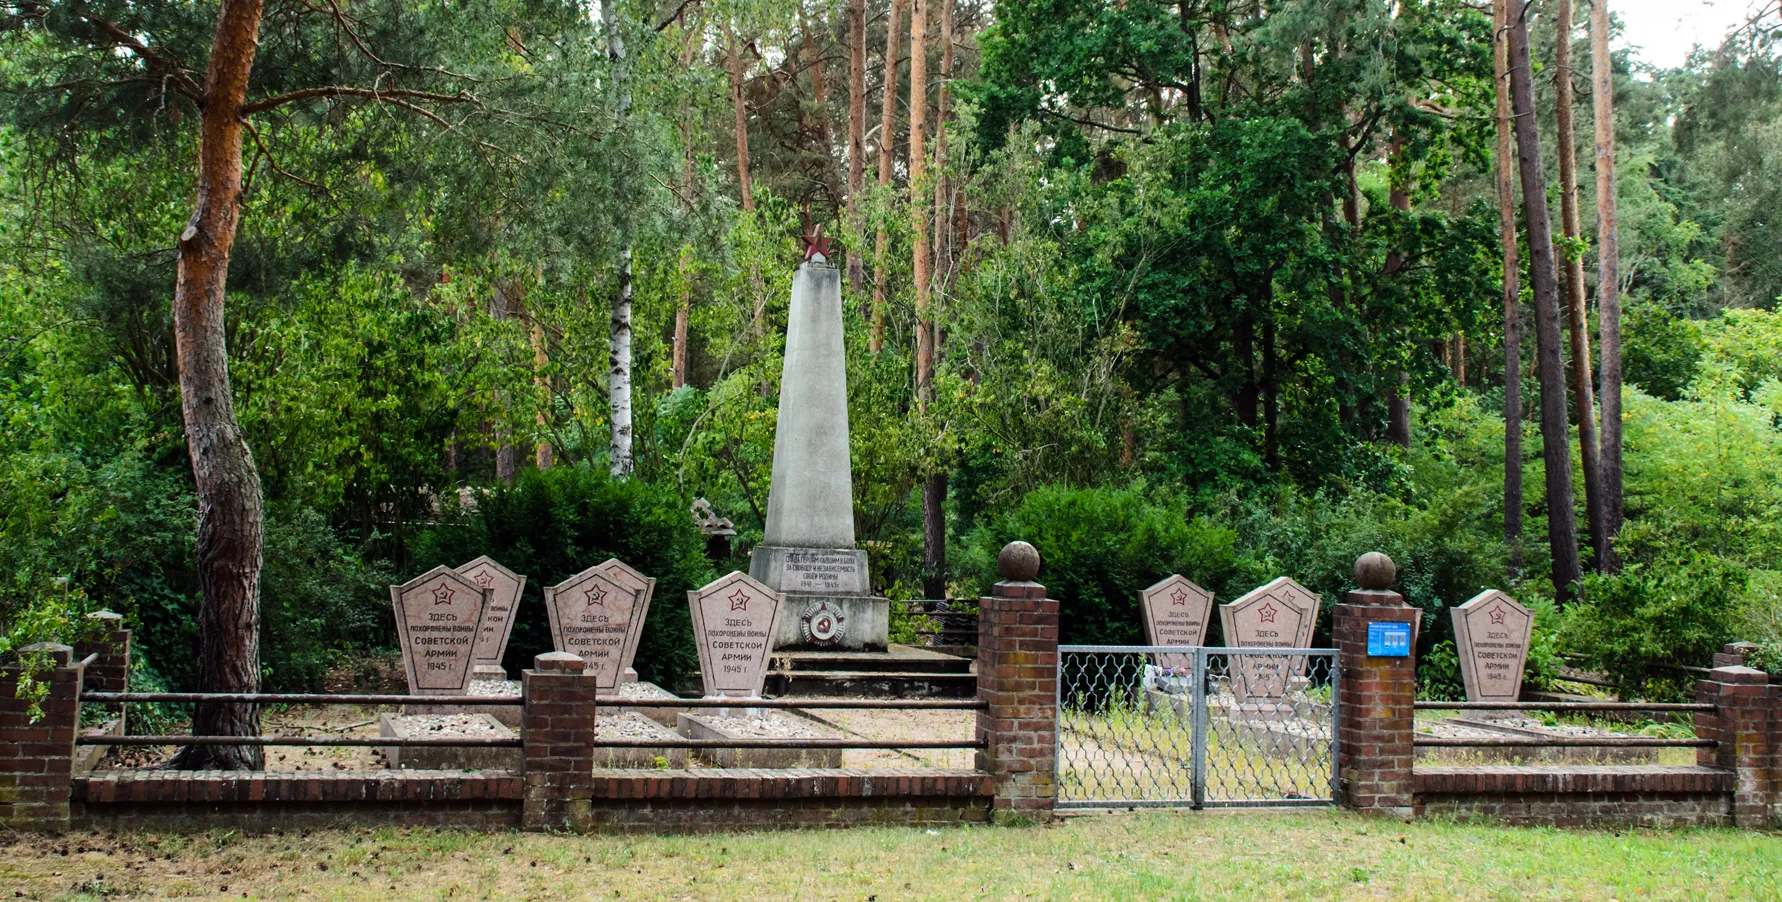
591 739 984 750
1056 798 1333 810
80 693 516 705
596 697 987 710
1059 645 1336 655
1415 701 1715 712
78 735 522 747
1198 798 1335 809
1413 737 1715 748
1055 799 1196 810
82 693 987 711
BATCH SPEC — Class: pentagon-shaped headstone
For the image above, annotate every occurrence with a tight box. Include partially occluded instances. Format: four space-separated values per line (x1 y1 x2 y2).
391 566 490 695
544 566 644 689
599 558 657 681
1451 590 1532 702
1218 577 1320 700
689 572 784 698
1140 575 1214 671
455 556 526 670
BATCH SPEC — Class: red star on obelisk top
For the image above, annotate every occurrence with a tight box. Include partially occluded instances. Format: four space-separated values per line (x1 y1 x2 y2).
432 583 455 605
1487 604 1508 625
802 223 832 262
1169 587 1189 606
584 584 607 607
472 568 495 588
1257 601 1278 623
728 589 751 612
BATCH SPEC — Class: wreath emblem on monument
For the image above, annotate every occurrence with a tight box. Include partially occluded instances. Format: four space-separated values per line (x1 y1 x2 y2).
799 600 847 646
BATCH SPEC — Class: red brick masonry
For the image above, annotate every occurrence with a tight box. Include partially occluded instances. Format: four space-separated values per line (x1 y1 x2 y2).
70 768 989 833
1415 765 1736 827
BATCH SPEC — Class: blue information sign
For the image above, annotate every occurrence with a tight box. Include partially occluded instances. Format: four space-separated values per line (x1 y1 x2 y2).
1367 621 1412 657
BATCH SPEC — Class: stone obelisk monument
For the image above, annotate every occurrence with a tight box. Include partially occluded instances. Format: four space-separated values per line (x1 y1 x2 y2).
749 232 889 651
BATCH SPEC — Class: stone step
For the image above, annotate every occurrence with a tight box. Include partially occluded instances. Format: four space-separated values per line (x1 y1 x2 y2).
771 649 974 675
763 670 979 699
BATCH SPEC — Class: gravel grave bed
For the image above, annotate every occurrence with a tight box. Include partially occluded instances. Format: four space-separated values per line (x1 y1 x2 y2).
700 712 829 738
389 714 509 737
1418 716 1638 740
596 712 680 741
611 682 677 700
467 679 521 698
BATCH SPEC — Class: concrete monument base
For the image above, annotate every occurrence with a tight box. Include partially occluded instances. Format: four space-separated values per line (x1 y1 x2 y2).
750 545 888 651
749 546 870 595
769 594 890 651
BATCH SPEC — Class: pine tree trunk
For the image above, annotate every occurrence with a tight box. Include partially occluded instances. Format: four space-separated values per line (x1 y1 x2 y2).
606 0 634 478
1497 0 1524 575
1384 136 1412 448
519 283 554 471
728 25 754 213
869 0 904 354
1592 0 1624 572
168 0 268 771
1508 0 1584 603
1554 0 1606 570
492 283 518 484
908 0 943 597
672 19 699 391
846 0 868 291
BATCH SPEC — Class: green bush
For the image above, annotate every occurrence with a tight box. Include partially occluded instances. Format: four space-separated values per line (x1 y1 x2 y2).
958 483 1241 646
259 504 391 691
412 466 713 687
1566 556 1744 700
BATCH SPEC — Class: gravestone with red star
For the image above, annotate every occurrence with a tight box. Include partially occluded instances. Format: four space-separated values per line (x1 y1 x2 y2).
688 571 784 698
454 556 526 671
1450 589 1532 702
1140 575 1214 670
598 558 657 682
390 566 491 695
543 565 645 689
1218 577 1321 700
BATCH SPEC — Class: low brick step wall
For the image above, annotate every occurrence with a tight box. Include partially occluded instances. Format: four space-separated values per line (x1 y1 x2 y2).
580 768 994 831
72 770 523 831
1414 765 1735 827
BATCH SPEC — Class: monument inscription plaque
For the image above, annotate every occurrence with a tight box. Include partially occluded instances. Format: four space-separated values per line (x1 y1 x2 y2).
391 566 490 695
1218 577 1320 700
544 566 643 689
455 556 525 670
1140 575 1214 670
600 558 657 680
689 572 784 698
1451 589 1532 702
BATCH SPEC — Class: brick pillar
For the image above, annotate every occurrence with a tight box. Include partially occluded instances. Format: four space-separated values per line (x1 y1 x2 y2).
1714 642 1758 669
72 611 131 732
1695 665 1774 828
1333 552 1417 815
0 643 85 832
975 541 1059 818
522 651 599 831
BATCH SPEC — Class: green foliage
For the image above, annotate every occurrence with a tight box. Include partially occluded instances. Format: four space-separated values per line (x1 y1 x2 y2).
413 466 713 687
1567 557 1744 701
1621 300 1704 401
959 484 1241 646
259 505 391 692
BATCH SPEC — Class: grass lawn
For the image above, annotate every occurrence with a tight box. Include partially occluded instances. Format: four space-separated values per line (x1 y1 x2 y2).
4 810 1779 901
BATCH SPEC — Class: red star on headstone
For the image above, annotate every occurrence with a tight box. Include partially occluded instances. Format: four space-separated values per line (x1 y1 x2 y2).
1257 601 1278 623
728 589 751 612
471 568 495 588
1169 588 1189 606
1487 604 1507 625
432 583 455 606
802 223 832 262
584 584 607 607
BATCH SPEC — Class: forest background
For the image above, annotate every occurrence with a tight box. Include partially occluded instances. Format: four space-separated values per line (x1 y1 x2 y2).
4 0 1782 725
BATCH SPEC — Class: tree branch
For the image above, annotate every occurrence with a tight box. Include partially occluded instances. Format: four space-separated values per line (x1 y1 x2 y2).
79 13 203 103
241 85 477 115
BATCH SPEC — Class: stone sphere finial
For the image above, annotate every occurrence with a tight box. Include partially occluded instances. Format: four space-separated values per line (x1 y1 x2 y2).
1354 552 1397 590
998 541 1041 582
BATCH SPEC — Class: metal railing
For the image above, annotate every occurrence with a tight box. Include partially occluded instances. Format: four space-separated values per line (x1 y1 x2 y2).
1412 700 1715 750
75 691 987 753
1056 646 1338 810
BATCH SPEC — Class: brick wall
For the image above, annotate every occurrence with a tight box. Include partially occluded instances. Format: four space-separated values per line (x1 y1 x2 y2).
521 652 601 831
975 580 1059 816
0 644 84 832
1694 665 1776 827
1415 766 1734 827
72 771 522 831
1333 589 1417 814
579 768 990 832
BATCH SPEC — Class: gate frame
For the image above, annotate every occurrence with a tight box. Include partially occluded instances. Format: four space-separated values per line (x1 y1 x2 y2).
1053 644 1341 810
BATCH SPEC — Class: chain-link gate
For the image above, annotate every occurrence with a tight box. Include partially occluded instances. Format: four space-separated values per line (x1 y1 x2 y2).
1056 646 1339 809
